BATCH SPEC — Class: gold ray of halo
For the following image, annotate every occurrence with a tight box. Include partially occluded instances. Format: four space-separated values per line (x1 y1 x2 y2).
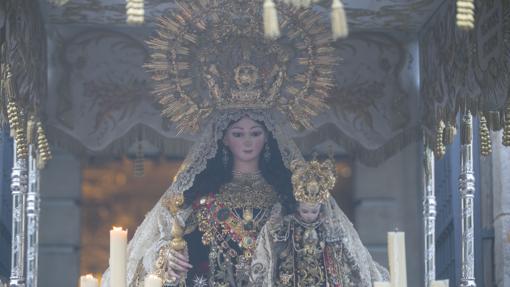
145 0 339 133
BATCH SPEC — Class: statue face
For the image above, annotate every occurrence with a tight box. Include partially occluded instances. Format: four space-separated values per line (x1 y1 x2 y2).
223 116 266 165
297 202 321 223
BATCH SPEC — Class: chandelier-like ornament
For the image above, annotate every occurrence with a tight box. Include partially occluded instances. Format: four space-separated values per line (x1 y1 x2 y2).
263 0 348 40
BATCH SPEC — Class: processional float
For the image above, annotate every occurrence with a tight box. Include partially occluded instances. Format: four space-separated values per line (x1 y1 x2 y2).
1 0 509 286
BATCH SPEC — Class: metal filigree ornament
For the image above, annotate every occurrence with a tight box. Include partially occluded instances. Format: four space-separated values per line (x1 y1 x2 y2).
291 157 336 204
145 0 338 134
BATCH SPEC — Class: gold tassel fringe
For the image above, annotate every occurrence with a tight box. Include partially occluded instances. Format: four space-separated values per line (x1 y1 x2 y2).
7 101 27 158
503 105 510 146
435 120 446 159
479 115 492 156
264 0 280 39
331 0 348 40
7 101 19 138
443 122 457 146
36 121 52 169
15 119 28 160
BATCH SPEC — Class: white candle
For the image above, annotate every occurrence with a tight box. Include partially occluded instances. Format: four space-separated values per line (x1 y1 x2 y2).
431 280 449 287
110 226 128 287
388 232 407 287
80 274 99 287
373 282 391 287
144 274 163 287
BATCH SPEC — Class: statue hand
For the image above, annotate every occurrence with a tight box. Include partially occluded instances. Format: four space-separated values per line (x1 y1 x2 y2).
167 249 193 279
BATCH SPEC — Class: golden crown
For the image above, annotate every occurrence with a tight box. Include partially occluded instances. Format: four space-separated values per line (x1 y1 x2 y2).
144 0 338 134
291 157 337 204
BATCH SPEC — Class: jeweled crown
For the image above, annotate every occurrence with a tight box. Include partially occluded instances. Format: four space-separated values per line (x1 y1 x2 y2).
291 157 337 204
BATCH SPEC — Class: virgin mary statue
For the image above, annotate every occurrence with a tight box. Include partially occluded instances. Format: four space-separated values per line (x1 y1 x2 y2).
102 1 388 286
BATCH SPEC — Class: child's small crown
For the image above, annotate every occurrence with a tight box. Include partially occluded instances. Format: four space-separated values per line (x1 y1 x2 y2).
291 155 337 204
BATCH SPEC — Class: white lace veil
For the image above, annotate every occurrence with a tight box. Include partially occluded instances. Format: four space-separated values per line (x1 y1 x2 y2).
101 109 388 286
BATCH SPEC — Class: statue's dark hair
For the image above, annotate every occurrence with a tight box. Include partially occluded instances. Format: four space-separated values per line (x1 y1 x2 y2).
183 119 296 214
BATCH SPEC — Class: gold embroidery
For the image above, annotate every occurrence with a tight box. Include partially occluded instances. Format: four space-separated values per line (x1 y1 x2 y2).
274 217 329 287
215 172 278 209
195 172 276 286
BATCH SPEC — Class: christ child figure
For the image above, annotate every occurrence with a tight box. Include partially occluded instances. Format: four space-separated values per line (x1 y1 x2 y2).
250 157 361 287
250 156 388 286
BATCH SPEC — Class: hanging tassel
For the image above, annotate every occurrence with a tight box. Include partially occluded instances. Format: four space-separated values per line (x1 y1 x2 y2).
15 115 28 160
126 0 145 25
435 120 447 159
6 101 27 159
443 121 457 146
36 121 52 169
503 105 510 146
7 101 19 138
331 0 348 40
456 0 475 30
479 115 492 156
264 0 280 39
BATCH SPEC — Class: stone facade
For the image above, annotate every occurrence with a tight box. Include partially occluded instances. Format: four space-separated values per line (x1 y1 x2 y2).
353 142 423 286
39 149 81 286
